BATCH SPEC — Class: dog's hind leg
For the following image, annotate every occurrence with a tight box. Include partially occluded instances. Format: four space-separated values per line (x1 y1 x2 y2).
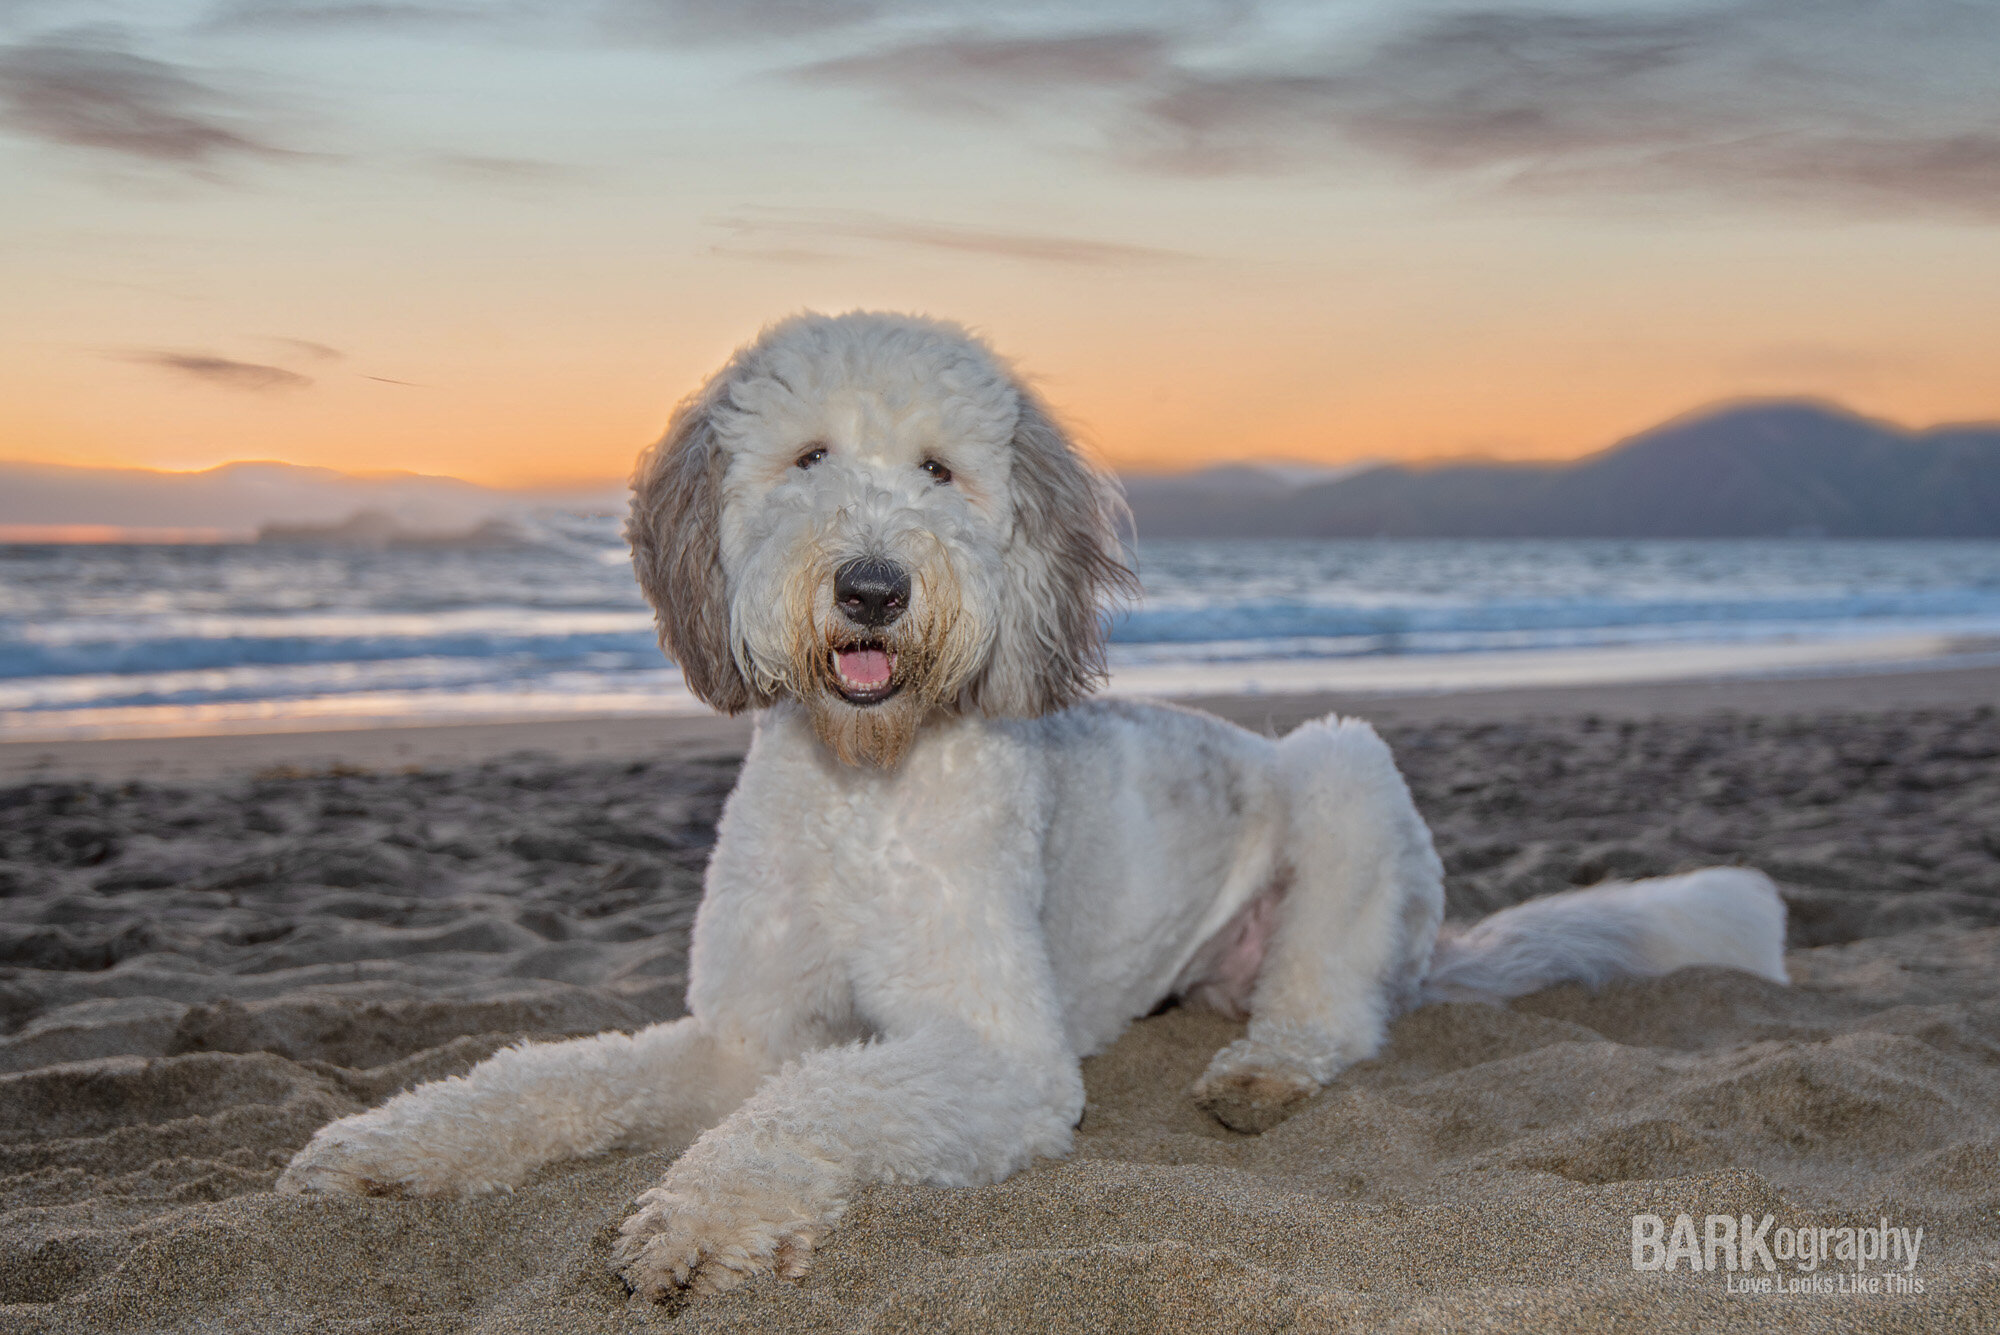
1190 716 1443 1133
278 1017 773 1197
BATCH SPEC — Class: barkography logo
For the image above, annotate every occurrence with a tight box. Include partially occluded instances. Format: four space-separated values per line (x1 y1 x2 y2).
1631 1213 1927 1297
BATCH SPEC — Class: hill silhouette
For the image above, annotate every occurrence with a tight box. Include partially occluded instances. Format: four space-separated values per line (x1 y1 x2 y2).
6 400 1997 541
0 460 620 539
1128 400 2000 538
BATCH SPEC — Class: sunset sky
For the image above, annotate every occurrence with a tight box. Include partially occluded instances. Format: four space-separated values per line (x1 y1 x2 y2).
3 0 1997 487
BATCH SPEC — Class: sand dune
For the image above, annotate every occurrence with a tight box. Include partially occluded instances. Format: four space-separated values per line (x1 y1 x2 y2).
3 692 1998 1331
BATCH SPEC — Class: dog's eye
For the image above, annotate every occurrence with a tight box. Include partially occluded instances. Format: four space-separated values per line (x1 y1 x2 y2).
920 459 952 485
796 446 828 470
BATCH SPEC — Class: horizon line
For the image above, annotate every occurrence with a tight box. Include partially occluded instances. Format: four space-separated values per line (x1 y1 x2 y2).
6 394 1998 493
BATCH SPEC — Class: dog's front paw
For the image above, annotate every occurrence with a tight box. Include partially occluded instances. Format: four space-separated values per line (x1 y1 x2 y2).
612 1185 821 1301
277 1111 489 1198
1191 1039 1323 1133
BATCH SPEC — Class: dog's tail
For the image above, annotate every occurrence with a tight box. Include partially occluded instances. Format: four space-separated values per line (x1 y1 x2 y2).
1417 867 1788 1005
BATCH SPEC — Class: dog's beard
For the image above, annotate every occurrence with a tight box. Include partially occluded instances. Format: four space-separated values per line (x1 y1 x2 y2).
782 555 985 769
800 687 930 769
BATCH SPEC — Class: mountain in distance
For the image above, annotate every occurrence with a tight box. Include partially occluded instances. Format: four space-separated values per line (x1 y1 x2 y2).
0 459 624 540
1124 400 2000 539
7 399 1998 542
1119 460 1374 538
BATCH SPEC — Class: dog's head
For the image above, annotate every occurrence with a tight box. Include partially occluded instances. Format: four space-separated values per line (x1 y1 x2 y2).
628 311 1136 767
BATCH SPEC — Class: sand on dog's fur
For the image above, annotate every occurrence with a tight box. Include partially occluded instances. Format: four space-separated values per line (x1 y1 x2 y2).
4 687 2000 1333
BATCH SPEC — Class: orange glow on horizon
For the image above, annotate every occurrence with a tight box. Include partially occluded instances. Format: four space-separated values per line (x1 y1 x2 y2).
9 314 2000 490
0 524 242 544
7 209 2000 489
8 374 2000 491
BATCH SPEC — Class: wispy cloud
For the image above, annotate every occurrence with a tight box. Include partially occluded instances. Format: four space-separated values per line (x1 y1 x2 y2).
200 1 487 32
1133 2 2000 208
794 28 1172 114
715 206 1193 266
0 31 303 167
607 0 888 45
125 350 313 390
427 151 577 182
791 0 2000 218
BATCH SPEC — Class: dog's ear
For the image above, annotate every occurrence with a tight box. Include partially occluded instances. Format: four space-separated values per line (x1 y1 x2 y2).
626 384 753 713
966 384 1138 717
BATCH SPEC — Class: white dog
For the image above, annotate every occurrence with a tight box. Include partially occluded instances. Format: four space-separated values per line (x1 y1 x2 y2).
278 312 1788 1300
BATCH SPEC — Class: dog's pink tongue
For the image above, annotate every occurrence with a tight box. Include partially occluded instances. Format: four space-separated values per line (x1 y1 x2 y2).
838 648 893 687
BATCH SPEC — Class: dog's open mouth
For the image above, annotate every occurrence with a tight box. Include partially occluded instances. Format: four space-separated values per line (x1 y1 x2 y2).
831 643 900 706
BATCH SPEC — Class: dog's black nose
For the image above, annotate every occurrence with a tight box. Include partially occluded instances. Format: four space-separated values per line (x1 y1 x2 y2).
834 559 910 629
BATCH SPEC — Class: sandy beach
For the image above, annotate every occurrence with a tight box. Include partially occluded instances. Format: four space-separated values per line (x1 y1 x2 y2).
4 668 1999 1332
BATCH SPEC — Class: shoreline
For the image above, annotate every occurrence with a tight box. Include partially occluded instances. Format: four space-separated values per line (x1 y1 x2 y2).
7 630 1996 754
4 660 1997 783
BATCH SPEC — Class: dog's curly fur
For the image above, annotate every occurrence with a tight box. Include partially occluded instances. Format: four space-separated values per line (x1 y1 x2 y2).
279 312 1790 1299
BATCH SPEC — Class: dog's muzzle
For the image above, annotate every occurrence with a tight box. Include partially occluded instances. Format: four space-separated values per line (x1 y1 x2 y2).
831 558 908 705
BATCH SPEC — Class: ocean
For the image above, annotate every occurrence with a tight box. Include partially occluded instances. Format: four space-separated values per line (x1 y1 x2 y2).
5 520 2000 740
